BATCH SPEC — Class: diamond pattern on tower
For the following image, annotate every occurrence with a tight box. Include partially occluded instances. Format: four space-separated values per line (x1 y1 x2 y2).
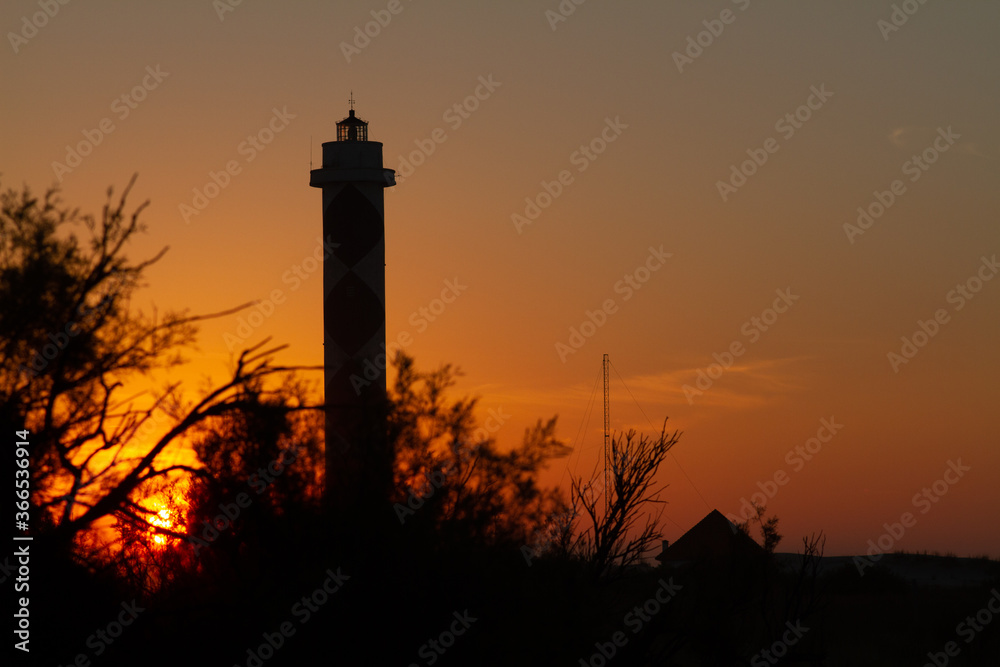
324 271 384 356
326 358 386 409
324 184 383 267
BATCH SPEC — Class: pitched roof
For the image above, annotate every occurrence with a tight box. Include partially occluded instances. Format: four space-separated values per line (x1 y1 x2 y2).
656 509 764 564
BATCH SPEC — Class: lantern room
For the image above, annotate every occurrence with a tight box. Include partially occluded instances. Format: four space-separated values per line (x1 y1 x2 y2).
337 109 368 142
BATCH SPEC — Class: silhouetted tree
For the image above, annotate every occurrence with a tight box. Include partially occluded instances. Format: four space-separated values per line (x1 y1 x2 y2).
190 376 324 513
737 499 783 554
569 422 681 578
0 177 319 559
105 475 192 595
388 353 571 548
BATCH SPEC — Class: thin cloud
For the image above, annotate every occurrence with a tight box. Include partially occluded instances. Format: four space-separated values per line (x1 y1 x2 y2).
468 356 807 415
888 125 929 148
887 125 990 161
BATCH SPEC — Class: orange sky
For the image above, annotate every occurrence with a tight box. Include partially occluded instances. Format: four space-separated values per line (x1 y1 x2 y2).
3 1 998 557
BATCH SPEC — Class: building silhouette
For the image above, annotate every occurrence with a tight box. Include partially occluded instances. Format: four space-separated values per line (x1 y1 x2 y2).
309 103 395 520
656 509 764 570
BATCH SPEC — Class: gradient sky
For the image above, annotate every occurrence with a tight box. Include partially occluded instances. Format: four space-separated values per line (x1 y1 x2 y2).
3 0 998 557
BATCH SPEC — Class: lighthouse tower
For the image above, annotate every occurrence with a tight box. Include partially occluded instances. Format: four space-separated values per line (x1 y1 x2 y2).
309 100 395 519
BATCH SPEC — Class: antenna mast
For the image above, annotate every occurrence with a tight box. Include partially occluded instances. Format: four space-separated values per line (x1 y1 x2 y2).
603 353 610 515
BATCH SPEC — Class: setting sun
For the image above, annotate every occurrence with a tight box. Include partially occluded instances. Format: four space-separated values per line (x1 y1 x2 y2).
149 508 173 546
139 487 191 549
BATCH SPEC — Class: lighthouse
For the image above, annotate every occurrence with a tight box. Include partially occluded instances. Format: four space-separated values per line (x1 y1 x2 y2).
310 100 395 520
